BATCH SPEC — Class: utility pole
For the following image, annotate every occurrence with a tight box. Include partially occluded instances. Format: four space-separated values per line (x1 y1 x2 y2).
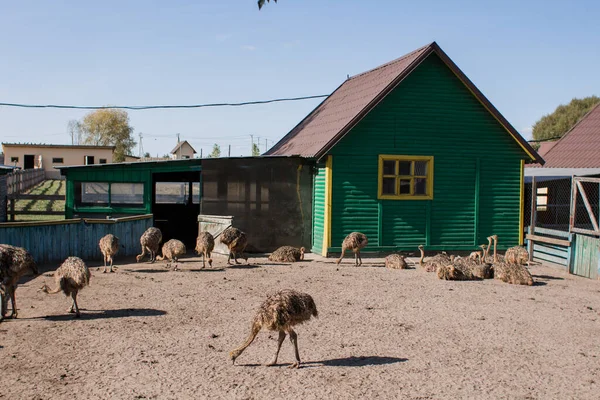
200 148 203 159
138 132 144 158
265 138 268 152
228 145 231 157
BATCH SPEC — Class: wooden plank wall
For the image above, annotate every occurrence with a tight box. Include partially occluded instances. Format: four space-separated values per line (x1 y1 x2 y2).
0 215 153 264
571 234 600 280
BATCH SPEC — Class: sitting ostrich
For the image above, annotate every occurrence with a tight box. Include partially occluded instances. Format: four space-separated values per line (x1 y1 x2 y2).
505 245 529 265
98 234 120 273
136 227 163 263
220 227 248 265
487 236 533 285
40 257 91 318
230 289 318 369
438 253 492 280
418 245 451 273
195 231 215 268
0 244 38 322
336 232 368 266
156 239 187 270
385 253 408 269
268 246 305 263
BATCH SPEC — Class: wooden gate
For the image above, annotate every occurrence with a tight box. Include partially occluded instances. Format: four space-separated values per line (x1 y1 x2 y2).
568 177 600 279
571 234 600 279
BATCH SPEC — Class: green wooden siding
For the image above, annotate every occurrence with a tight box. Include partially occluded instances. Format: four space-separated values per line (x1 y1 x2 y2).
328 53 528 251
571 234 600 279
311 163 326 254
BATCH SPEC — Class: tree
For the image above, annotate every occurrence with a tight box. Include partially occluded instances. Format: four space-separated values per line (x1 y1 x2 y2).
258 0 276 9
532 96 600 142
252 142 261 156
209 144 221 158
143 152 151 158
71 109 136 162
67 120 82 145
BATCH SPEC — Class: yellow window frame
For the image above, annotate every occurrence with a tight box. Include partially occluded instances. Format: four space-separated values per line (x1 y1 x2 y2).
378 155 434 200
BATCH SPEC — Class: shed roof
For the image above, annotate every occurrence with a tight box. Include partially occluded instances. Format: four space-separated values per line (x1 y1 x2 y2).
2 143 115 150
266 42 542 164
531 103 600 168
170 140 197 154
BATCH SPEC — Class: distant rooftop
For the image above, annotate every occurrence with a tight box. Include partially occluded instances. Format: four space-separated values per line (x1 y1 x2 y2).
2 142 115 150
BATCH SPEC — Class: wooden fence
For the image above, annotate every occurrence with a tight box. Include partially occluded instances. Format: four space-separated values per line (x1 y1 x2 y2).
0 214 153 264
6 169 46 197
526 226 572 270
6 194 65 221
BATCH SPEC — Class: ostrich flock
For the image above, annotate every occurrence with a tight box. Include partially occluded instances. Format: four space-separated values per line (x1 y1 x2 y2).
0 226 533 368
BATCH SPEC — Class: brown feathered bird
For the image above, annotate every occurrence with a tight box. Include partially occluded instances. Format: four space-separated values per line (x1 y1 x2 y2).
268 246 305 263
485 237 533 285
504 245 529 265
195 231 215 268
156 239 186 270
136 227 163 263
418 245 451 273
385 253 408 269
99 234 120 273
40 257 91 318
230 289 318 368
220 227 248 265
336 232 368 266
0 244 38 321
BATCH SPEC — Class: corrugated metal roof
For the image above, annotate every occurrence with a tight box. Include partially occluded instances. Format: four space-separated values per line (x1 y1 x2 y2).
535 103 600 168
266 42 542 164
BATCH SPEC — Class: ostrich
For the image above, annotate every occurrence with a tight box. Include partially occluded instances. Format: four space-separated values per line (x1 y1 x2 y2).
136 227 163 263
268 246 305 263
230 289 318 368
156 239 187 270
195 231 215 268
335 232 368 266
440 253 493 280
504 245 529 265
417 245 451 273
486 237 533 285
0 244 38 321
99 234 120 273
40 257 91 318
220 227 248 265
384 253 408 269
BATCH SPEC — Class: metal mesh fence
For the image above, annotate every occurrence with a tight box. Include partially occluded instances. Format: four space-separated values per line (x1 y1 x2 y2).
572 178 600 234
524 177 573 233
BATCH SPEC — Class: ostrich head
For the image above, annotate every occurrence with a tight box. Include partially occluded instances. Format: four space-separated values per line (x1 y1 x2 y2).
299 247 306 260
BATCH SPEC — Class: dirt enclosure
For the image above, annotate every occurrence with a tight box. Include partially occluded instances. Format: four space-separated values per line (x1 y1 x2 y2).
1 253 599 399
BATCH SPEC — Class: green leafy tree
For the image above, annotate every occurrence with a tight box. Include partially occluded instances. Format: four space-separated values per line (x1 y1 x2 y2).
209 144 221 158
252 142 261 156
532 96 600 142
143 152 151 158
258 0 276 9
72 109 136 162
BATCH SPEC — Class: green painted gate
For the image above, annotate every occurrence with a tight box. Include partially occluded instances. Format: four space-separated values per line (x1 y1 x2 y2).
571 234 600 280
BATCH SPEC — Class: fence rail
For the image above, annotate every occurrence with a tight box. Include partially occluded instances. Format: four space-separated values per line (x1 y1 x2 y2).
6 169 45 197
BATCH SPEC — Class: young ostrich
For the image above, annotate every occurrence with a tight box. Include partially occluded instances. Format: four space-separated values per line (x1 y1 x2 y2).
385 253 409 269
438 253 492 281
0 244 38 321
156 239 187 270
220 227 248 265
504 245 529 265
268 246 305 263
230 289 318 369
195 231 215 268
418 245 451 273
336 232 368 266
136 227 163 263
40 257 91 318
99 234 120 273
487 237 533 285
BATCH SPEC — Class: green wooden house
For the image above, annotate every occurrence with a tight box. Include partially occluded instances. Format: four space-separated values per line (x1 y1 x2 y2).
266 42 544 256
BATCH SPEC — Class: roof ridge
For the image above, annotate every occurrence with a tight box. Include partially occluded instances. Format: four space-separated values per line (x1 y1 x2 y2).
349 42 434 80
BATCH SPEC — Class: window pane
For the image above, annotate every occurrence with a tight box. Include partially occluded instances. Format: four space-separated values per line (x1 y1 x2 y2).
537 187 548 195
414 178 427 195
383 160 396 175
111 183 144 205
192 182 201 204
399 161 411 176
399 179 411 194
155 182 187 204
414 161 428 176
81 182 109 205
382 177 396 195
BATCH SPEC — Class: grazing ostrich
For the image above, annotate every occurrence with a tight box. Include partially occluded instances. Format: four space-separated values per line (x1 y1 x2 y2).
417 245 451 273
195 231 215 268
220 227 248 265
136 227 163 263
336 232 368 266
0 244 38 321
99 234 119 273
385 253 408 269
268 246 305 263
156 239 187 270
486 237 533 285
230 289 318 368
40 257 91 318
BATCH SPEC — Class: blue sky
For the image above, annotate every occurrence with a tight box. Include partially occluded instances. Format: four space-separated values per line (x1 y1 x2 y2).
1 0 598 157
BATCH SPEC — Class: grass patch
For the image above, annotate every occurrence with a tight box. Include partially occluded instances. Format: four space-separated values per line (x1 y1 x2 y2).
13 180 66 221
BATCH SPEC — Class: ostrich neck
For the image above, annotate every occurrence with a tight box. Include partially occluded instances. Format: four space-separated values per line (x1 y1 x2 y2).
419 248 425 266
493 237 498 262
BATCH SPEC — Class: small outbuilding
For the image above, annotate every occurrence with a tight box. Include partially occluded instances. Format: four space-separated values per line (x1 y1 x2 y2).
267 42 543 255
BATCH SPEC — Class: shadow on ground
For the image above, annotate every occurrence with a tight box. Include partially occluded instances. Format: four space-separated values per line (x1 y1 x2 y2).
303 356 408 368
533 274 564 280
30 308 167 321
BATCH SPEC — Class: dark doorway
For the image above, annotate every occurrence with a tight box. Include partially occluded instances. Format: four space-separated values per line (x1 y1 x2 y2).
85 156 95 165
152 171 201 249
23 154 35 169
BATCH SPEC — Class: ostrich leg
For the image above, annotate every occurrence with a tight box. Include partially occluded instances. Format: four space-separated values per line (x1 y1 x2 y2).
103 254 108 273
70 292 81 317
288 329 301 369
336 248 346 265
266 331 287 366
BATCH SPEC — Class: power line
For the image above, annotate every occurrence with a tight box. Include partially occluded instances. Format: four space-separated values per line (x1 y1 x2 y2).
528 136 562 143
0 94 329 111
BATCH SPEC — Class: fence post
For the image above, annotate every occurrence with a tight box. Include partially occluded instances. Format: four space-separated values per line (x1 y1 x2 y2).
9 198 15 222
529 177 537 261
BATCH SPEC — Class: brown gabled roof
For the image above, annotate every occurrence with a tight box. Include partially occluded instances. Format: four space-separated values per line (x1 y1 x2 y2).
536 103 600 168
266 42 543 164
170 140 197 154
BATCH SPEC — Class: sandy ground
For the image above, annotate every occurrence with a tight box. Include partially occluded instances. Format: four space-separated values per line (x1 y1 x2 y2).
1 253 599 400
